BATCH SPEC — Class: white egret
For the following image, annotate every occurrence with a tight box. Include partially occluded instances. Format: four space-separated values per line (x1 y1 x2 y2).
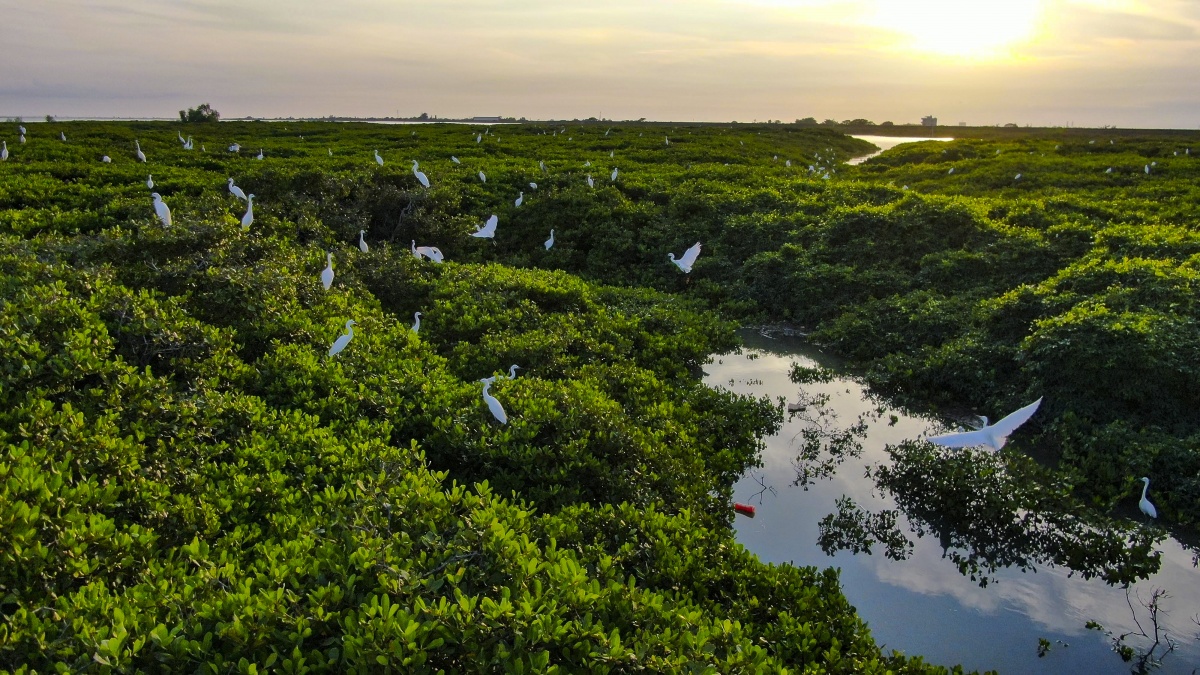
321 252 334 290
785 160 791 167
539 160 546 172
668 242 701 273
0 141 6 161
664 136 669 145
411 312 422 333
610 167 618 181
411 160 430 188
1014 173 1021 180
135 140 146 163
228 178 247 201
1105 167 1113 174
472 214 498 239
327 148 333 156
256 149 264 160
1145 165 1150 174
476 134 482 144
411 240 444 262
927 397 1043 452
544 229 554 250
146 175 154 189
506 364 521 379
529 182 537 190
584 160 591 167
1138 477 1157 518
374 150 383 166
151 193 172 227
183 137 193 150
229 143 240 152
451 155 460 164
478 171 486 183
101 155 111 163
609 150 614 158
358 230 369 253
480 379 507 424
241 194 255 230
605 128 611 136
514 191 523 207
60 132 66 141
19 125 26 135
948 167 955 175
19 134 25 144
586 174 594 189
328 320 355 357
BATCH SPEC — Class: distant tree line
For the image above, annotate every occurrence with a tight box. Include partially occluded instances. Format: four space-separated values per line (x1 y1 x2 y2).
180 103 220 123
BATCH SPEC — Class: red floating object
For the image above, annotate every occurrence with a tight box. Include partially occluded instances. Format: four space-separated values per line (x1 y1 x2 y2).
733 503 756 518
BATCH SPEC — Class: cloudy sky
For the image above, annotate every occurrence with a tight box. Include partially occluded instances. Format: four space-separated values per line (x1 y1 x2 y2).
3 0 1199 127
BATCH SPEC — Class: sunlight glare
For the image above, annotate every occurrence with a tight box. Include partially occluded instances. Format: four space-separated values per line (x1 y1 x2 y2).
871 0 1043 58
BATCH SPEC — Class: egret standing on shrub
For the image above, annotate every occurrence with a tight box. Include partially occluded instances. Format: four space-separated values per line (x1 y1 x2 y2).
472 215 498 239
0 141 7 161
358 230 369 253
927 398 1043 452
151 193 171 227
241 195 254 230
374 150 383 166
514 191 523 207
135 140 146 163
411 160 430 188
321 252 334 290
146 175 153 189
328 320 355 357
480 378 507 424
545 229 554 250
411 312 421 333
1139 477 1157 518
669 242 701 273
228 178 247 201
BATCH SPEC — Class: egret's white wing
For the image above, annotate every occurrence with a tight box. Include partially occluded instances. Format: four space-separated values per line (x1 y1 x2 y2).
927 428 992 449
989 397 1042 439
680 242 702 268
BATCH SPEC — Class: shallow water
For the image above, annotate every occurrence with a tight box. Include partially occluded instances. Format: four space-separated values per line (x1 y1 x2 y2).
705 329 1200 674
848 134 955 165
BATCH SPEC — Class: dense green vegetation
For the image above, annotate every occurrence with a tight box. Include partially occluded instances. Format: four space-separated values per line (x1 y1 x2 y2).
0 123 966 672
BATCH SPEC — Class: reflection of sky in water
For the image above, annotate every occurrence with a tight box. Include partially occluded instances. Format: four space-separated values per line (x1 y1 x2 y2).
706 329 1200 674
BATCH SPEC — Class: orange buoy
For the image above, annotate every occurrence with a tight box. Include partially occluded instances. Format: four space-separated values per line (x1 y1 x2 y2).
733 503 756 517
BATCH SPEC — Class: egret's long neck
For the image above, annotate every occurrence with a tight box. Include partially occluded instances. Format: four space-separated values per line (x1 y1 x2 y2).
1141 480 1150 499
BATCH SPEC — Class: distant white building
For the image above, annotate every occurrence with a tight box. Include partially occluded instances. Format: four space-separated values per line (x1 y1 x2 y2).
922 115 938 128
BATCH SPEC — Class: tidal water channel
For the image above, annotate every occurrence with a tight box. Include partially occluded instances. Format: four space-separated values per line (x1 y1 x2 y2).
705 329 1200 674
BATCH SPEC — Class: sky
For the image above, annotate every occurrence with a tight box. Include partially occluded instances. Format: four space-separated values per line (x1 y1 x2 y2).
2 0 1199 128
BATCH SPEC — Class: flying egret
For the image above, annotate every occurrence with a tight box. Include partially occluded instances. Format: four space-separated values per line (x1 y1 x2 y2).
146 174 153 189
451 155 460 164
478 171 486 183
411 240 444 262
611 167 618 181
1138 477 1157 518
927 398 1043 452
529 182 537 189
669 242 701 273
472 214 498 239
135 140 146 163
544 229 554 250
151 193 172 227
411 160 430 188
0 141 6 161
321 252 334 290
514 191 523 207
229 143 240 152
586 174 594 189
101 155 111 163
241 194 255 230
358 230 369 253
480 379 507 424
228 177 247 201
328 320 355 357
411 312 422 333
256 149 264 160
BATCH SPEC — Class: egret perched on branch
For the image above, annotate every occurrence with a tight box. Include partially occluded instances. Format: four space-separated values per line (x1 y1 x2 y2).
328 320 355 357
411 160 430 188
151 193 172 227
927 398 1042 452
472 214 498 239
19 125 26 135
228 178 247 201
1138 477 1157 518
611 167 618 181
241 194 255 230
146 174 153 189
544 229 554 250
374 149 383 166
480 379 507 424
358 230 369 253
514 191 523 207
135 140 146 163
668 242 701 273
586 174 594 189
321 252 334 290
411 312 422 333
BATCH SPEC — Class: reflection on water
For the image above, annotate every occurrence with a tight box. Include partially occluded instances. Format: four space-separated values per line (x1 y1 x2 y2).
847 135 955 165
706 329 1200 674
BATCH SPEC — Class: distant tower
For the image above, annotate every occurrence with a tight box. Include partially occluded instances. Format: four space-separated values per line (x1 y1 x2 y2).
922 115 938 128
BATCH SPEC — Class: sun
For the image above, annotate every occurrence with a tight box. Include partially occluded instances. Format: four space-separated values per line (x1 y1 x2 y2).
870 0 1044 59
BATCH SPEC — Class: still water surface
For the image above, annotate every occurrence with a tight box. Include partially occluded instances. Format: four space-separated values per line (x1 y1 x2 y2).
705 329 1200 674
848 134 955 164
